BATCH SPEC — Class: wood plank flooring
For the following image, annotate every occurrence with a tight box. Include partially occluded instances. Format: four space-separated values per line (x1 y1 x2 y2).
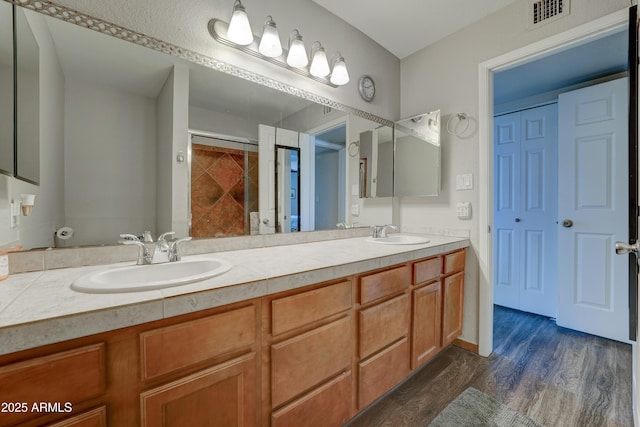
346 305 633 427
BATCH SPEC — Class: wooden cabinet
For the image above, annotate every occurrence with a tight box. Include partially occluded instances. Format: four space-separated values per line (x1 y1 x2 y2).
412 281 442 368
442 271 465 346
140 353 257 427
0 344 106 426
45 406 107 427
266 280 354 427
139 304 258 427
0 247 466 426
356 266 411 410
442 250 465 346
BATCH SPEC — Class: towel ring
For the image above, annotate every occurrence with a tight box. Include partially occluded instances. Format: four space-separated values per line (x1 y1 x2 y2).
446 113 470 137
348 141 360 157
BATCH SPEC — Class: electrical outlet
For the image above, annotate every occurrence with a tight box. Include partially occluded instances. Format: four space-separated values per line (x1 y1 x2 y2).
351 204 360 216
456 202 471 219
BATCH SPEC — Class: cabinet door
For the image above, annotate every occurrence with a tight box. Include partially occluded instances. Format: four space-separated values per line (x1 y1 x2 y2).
442 272 464 346
412 282 441 368
45 406 107 427
140 353 256 427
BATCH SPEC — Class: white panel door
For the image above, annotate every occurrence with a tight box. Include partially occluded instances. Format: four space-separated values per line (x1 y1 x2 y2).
557 78 629 343
519 105 558 316
493 104 558 317
494 112 521 309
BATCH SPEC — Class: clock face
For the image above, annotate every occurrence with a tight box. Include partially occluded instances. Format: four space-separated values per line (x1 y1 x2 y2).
359 75 375 102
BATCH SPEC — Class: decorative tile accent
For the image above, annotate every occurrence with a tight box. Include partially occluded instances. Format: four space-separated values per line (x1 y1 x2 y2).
191 144 257 238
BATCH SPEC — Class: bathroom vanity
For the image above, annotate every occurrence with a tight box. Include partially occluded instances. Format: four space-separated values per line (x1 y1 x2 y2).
0 235 467 426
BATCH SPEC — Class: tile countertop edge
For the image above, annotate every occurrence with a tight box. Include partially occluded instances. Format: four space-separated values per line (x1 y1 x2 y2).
0 236 469 355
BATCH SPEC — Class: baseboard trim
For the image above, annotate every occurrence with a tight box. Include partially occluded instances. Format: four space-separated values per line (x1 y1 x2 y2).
453 338 479 354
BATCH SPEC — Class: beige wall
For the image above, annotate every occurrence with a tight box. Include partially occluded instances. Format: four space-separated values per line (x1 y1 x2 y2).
399 0 633 345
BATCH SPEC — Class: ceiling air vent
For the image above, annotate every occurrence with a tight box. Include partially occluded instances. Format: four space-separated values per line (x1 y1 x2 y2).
528 0 569 28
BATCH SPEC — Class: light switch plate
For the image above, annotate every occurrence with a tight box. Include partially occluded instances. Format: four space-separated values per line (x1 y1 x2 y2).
352 184 359 196
456 174 473 190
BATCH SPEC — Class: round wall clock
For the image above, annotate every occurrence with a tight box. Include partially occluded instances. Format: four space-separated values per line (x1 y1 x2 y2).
358 75 375 102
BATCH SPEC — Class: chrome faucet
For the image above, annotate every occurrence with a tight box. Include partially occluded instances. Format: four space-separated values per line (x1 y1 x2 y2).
118 231 192 265
152 231 175 264
370 224 398 238
118 239 153 265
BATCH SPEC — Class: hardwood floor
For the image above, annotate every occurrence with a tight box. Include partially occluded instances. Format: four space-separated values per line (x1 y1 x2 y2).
346 305 633 427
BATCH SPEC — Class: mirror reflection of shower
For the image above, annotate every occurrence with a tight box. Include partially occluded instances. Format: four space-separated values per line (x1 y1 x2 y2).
189 132 259 238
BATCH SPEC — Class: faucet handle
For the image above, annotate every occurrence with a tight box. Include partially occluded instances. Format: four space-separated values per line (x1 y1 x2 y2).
169 237 192 262
157 231 175 242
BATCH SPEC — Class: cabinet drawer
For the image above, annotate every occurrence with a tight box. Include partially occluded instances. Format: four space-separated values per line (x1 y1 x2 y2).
140 353 256 427
271 316 351 408
359 265 410 305
359 294 410 359
272 280 352 336
0 343 106 426
271 371 352 427
141 305 255 380
46 406 107 427
358 338 410 410
413 257 441 284
444 250 465 274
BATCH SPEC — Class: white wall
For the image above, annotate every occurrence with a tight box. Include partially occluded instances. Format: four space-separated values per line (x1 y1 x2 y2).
50 0 400 121
3 12 65 250
64 78 157 246
399 0 632 345
315 150 339 230
189 105 260 141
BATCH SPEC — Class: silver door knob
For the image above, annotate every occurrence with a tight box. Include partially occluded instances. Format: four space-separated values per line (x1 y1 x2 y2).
615 241 640 255
562 219 573 228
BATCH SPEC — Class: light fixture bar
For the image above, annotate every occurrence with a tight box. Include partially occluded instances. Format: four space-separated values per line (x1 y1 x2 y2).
209 19 339 87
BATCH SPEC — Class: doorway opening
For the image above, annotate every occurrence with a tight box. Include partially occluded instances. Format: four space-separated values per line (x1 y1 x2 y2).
307 120 347 231
478 9 629 357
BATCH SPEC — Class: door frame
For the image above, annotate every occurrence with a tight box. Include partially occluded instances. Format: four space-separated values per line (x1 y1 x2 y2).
477 9 629 357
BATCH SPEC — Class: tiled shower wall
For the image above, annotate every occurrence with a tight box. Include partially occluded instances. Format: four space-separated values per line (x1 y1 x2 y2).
191 144 258 238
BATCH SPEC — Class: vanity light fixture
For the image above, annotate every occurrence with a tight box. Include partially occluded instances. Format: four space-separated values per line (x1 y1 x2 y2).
330 52 350 85
208 2 349 87
258 16 282 57
309 41 330 78
286 30 308 68
226 0 253 45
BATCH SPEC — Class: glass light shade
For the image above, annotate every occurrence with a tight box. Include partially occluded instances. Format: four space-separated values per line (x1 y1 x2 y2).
330 55 350 85
227 1 253 45
258 17 282 57
287 30 308 68
309 45 330 77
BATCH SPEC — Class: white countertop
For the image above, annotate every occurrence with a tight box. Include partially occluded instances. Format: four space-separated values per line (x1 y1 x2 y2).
0 235 469 355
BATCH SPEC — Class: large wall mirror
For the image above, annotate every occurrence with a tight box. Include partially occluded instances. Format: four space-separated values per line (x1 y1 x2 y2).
0 2 14 177
15 6 39 184
4 4 392 249
395 110 441 197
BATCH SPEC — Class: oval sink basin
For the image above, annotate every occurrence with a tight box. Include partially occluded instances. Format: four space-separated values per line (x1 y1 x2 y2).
367 234 431 245
71 256 233 293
